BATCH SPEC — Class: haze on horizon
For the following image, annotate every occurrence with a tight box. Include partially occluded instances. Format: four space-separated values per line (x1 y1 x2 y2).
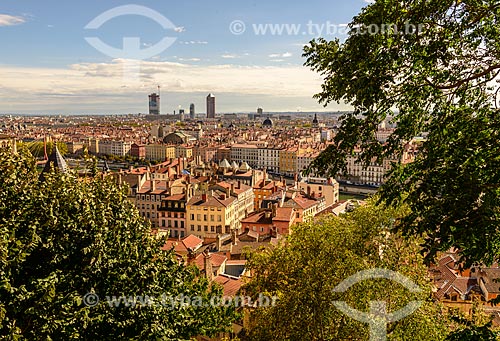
0 0 367 115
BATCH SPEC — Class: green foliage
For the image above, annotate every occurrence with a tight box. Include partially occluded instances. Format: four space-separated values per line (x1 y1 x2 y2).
18 141 69 158
243 201 450 340
303 0 500 265
0 149 237 340
446 308 499 341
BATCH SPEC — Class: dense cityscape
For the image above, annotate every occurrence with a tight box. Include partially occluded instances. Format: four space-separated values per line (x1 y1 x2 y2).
1 1 500 340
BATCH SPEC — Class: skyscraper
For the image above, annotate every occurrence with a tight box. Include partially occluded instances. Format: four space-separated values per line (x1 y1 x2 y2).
148 93 160 115
189 103 195 120
206 94 215 119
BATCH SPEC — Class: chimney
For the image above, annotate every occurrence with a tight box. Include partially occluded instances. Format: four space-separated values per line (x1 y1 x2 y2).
272 203 278 217
220 193 226 200
231 229 239 245
203 250 214 281
151 180 156 192
216 234 222 251
202 193 208 202
237 180 241 189
178 157 183 172
265 211 271 219
230 183 234 195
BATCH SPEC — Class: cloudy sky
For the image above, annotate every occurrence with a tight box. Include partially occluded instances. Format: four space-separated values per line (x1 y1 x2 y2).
0 0 370 115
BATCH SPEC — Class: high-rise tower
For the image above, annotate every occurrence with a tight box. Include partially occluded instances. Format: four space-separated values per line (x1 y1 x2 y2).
206 94 215 119
189 103 195 119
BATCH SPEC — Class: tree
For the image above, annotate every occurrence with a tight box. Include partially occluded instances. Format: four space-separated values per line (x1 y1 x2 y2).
0 149 237 340
304 0 500 266
242 201 450 340
19 141 69 158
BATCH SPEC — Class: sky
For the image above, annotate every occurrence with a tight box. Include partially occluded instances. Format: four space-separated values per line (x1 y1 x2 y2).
0 0 371 115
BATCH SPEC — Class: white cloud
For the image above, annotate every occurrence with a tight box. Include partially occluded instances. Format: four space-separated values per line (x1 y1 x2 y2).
364 0 375 3
269 52 293 58
174 26 186 33
179 40 208 45
178 58 201 62
270 59 285 62
221 54 238 59
0 14 26 27
0 59 324 107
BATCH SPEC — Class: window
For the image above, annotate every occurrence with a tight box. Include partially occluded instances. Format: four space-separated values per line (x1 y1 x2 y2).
211 226 215 232
191 225 195 231
210 215 214 221
198 225 201 231
190 214 195 220
204 226 208 232
217 216 222 222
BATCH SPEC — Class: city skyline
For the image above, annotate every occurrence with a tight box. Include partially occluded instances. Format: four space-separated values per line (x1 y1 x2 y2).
0 0 369 115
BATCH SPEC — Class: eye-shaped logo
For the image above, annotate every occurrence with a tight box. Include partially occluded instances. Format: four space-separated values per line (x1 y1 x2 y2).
332 268 423 341
84 4 178 81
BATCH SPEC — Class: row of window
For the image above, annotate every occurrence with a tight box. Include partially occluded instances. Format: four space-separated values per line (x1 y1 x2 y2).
160 220 185 228
189 224 230 234
189 214 223 222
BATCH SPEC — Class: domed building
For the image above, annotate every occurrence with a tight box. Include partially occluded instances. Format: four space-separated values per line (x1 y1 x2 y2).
163 132 190 145
262 117 273 128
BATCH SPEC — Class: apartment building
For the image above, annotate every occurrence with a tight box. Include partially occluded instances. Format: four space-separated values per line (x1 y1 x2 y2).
257 147 281 172
175 144 193 159
279 147 298 176
230 144 259 168
252 178 284 210
186 192 238 239
297 151 319 175
297 177 339 209
98 140 132 157
193 145 217 164
157 194 187 238
145 144 176 162
210 181 255 231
